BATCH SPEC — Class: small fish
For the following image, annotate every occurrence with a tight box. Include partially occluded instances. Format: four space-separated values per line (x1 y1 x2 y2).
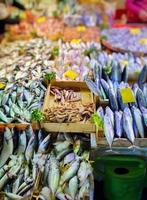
108 88 118 111
123 108 135 144
69 176 78 200
38 134 51 153
138 65 147 89
48 154 60 197
0 128 13 168
25 135 35 164
136 88 147 109
60 159 80 185
114 111 123 138
106 106 114 127
131 106 144 138
104 114 114 148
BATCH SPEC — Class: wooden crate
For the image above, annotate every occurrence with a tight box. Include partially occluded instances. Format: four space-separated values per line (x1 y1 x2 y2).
0 122 39 133
42 81 96 134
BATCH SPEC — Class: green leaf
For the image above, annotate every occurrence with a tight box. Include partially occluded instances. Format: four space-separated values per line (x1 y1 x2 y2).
84 47 98 57
44 72 56 81
135 70 140 76
31 109 45 122
101 34 108 40
104 65 112 75
52 11 59 17
91 113 104 129
51 47 59 57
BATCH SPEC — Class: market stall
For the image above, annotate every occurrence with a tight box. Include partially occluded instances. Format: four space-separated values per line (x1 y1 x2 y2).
0 0 147 199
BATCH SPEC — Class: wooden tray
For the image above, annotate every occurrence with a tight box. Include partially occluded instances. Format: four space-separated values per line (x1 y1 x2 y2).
42 81 96 134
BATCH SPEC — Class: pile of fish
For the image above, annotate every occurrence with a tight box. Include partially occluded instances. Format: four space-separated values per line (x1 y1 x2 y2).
51 87 81 103
102 27 147 54
0 126 94 200
0 80 46 123
85 59 130 100
96 66 147 148
0 38 100 82
85 59 147 100
44 103 94 123
55 41 100 81
97 51 147 73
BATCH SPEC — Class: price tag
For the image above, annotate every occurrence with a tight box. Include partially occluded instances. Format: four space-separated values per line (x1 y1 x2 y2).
71 39 82 44
77 26 86 32
36 16 46 24
130 28 141 35
64 70 78 80
120 88 135 104
0 82 6 89
139 38 147 45
120 60 129 66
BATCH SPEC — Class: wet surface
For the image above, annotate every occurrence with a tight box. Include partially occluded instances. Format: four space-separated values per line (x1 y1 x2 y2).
94 181 147 200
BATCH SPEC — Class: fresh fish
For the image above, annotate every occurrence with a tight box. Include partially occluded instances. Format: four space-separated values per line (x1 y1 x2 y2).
69 176 78 200
97 106 104 120
0 110 9 123
140 106 147 127
138 65 147 89
17 130 27 155
60 159 80 185
136 88 147 109
121 66 128 82
114 111 123 138
48 154 60 197
0 128 13 168
25 135 35 164
54 141 71 153
40 187 52 200
100 79 109 97
64 153 75 165
78 179 90 200
123 108 135 144
104 114 114 148
131 106 144 138
84 76 99 96
38 134 51 153
105 106 114 127
108 89 118 111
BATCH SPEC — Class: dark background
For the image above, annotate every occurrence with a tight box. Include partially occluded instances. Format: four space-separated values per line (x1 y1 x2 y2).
94 181 147 200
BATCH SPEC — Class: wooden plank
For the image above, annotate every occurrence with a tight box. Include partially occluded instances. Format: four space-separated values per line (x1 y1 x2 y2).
0 122 39 133
96 138 147 148
42 122 96 133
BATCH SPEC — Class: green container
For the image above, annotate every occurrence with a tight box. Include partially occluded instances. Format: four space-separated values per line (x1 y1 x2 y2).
94 155 146 200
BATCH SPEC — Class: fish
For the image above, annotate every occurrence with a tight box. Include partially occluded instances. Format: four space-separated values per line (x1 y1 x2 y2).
25 135 35 164
105 106 114 127
121 66 128 82
114 111 123 138
60 159 80 185
131 106 145 138
17 130 27 155
69 176 78 200
0 128 13 168
100 79 109 98
48 154 60 197
138 65 147 89
108 89 118 111
123 108 135 144
140 106 147 128
96 106 104 120
136 88 147 109
84 76 100 96
104 114 114 148
38 134 51 153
